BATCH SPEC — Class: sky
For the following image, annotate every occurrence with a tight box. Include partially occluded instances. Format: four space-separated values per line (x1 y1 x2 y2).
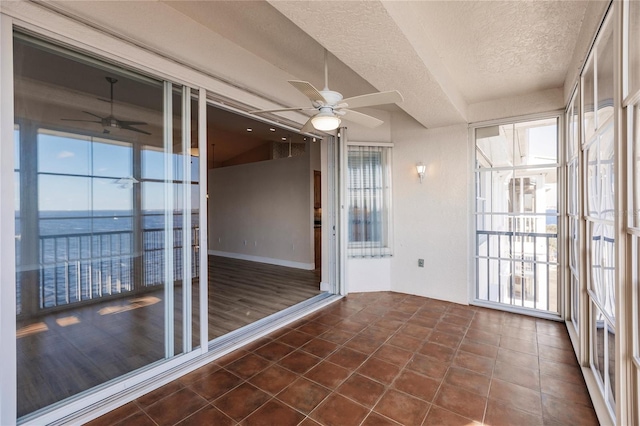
15 129 200 212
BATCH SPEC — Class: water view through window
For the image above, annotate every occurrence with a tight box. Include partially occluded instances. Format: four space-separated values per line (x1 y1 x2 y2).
14 34 200 417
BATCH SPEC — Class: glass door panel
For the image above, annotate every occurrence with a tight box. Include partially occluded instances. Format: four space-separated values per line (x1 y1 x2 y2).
474 118 560 315
13 34 200 418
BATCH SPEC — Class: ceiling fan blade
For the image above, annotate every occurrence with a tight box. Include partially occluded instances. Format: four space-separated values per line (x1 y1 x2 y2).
118 120 148 126
248 106 315 114
301 117 316 133
341 90 403 109
61 119 102 123
341 109 384 128
83 111 105 119
288 80 327 103
120 125 151 135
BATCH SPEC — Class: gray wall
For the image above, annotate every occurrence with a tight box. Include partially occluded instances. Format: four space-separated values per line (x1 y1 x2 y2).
208 152 314 269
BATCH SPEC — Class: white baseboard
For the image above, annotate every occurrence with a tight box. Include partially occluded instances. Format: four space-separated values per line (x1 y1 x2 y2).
320 282 331 292
209 250 315 270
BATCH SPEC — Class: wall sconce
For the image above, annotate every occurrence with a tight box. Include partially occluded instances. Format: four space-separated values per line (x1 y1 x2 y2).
416 162 426 183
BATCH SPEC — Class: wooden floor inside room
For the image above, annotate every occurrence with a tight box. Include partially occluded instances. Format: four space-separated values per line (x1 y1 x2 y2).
207 256 321 339
16 255 320 417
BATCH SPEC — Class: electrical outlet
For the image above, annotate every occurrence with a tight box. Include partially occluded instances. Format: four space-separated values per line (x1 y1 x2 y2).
418 259 424 268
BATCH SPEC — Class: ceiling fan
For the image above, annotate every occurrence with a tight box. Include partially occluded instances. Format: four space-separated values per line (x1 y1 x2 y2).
249 50 403 133
61 77 151 135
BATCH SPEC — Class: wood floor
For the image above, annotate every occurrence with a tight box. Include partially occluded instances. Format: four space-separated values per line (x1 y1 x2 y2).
16 256 320 417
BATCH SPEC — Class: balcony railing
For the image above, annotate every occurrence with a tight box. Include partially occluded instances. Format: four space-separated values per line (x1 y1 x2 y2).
476 229 557 310
18 227 199 313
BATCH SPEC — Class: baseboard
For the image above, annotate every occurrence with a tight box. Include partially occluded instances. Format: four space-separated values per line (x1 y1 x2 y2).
208 250 315 270
320 282 331 292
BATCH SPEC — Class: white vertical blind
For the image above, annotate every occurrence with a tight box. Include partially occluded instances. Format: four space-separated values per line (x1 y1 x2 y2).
347 145 392 258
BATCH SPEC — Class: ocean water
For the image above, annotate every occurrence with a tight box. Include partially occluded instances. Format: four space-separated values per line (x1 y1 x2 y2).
16 210 200 312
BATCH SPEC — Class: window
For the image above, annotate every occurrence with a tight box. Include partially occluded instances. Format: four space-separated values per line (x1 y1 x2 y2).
347 144 392 257
474 118 559 313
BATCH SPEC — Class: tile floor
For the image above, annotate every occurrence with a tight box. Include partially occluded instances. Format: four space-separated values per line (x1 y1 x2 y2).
87 292 599 426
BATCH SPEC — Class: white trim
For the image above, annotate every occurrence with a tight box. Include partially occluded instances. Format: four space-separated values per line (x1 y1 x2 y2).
346 141 394 148
198 88 208 355
163 81 175 358
0 13 17 426
181 86 193 354
208 250 315 271
319 282 331 292
338 128 348 295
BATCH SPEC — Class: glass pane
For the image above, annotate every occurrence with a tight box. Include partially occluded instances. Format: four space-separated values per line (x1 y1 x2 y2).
38 174 91 213
569 217 579 273
592 303 606 387
568 94 579 160
586 143 599 218
629 0 640 97
601 224 616 320
38 131 91 175
14 35 168 417
513 118 558 166
568 160 578 215
476 170 513 215
583 59 596 142
475 125 513 167
606 321 616 408
597 21 614 127
600 125 615 221
512 168 558 214
93 139 132 178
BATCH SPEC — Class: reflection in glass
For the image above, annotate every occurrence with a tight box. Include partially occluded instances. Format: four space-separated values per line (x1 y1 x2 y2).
586 143 599 218
592 304 606 388
475 125 513 168
13 34 179 417
597 21 614 126
583 59 596 142
599 125 615 221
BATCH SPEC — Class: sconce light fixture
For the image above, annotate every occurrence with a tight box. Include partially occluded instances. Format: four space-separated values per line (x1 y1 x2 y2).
416 162 426 183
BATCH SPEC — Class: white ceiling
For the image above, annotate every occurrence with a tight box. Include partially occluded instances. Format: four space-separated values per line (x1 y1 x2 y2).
165 0 602 128
31 0 606 129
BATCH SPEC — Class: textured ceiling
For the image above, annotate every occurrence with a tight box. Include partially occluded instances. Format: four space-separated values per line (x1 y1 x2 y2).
386 1 589 104
35 0 604 129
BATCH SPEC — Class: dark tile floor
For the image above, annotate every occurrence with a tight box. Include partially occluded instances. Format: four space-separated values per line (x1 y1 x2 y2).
86 292 599 426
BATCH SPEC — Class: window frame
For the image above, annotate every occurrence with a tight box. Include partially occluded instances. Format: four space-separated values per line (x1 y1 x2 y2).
346 141 393 258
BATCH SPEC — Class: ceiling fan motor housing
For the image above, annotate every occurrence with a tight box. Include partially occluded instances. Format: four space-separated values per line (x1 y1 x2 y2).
319 90 343 107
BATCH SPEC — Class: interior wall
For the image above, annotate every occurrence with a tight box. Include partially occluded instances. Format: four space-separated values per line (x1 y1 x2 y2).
390 112 470 304
208 153 314 269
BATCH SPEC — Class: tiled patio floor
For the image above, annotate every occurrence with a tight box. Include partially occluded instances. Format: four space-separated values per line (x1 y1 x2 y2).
87 292 598 426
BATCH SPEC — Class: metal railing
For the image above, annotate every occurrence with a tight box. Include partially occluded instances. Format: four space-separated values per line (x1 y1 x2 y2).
476 229 558 310
31 227 199 311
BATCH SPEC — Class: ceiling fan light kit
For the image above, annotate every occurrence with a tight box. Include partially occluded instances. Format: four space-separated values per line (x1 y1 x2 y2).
311 110 341 131
249 49 403 134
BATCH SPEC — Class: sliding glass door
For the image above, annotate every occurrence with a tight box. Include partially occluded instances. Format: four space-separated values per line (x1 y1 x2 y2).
13 34 202 417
